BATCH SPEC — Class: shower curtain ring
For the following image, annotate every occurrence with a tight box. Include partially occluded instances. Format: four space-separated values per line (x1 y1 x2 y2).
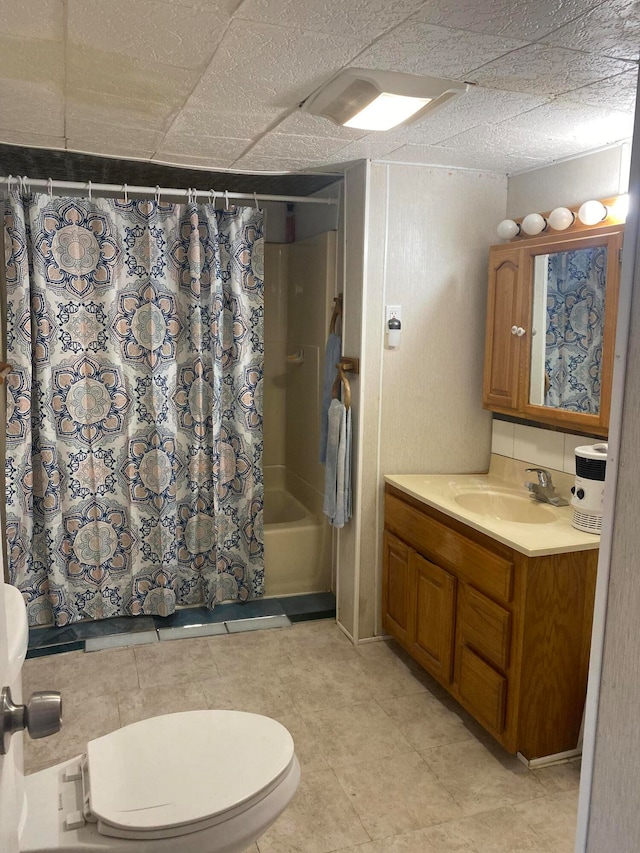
123 183 129 203
225 190 230 209
155 185 161 204
87 180 92 201
47 177 53 199
254 192 259 211
193 188 198 204
210 189 217 206
6 175 13 192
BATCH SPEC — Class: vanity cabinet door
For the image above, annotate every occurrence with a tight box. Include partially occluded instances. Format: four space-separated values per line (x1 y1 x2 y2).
382 531 413 646
410 552 456 685
483 245 524 413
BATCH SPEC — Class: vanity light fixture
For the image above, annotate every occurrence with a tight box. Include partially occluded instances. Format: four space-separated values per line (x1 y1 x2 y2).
610 193 629 220
496 219 521 240
521 213 548 236
578 199 608 226
300 68 468 131
548 206 575 231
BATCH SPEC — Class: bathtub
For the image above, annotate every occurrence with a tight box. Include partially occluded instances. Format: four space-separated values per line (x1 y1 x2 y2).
263 488 332 597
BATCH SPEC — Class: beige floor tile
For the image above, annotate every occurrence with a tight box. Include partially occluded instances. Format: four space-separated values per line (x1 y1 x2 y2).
274 713 330 774
434 806 559 852
257 769 370 853
24 691 121 771
513 790 579 851
134 637 218 688
208 631 294 677
300 701 413 768
354 653 429 701
282 619 361 666
338 825 477 853
23 646 139 699
201 672 296 717
277 660 376 713
378 691 478 751
333 751 462 839
531 759 582 794
118 682 209 726
422 739 547 816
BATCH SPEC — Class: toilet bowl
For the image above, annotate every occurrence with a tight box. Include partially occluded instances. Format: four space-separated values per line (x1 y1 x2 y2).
19 709 300 853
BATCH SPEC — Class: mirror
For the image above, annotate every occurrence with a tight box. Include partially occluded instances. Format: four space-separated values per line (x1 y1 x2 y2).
529 245 607 414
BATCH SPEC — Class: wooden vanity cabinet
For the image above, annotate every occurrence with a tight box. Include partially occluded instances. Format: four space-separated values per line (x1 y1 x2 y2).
382 485 597 760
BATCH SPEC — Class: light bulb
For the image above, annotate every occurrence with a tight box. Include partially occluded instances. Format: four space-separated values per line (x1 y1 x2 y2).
496 219 520 240
610 193 629 221
548 207 575 231
578 199 608 226
521 213 547 236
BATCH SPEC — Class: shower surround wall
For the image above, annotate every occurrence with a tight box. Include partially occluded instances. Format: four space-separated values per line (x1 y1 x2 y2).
263 234 335 596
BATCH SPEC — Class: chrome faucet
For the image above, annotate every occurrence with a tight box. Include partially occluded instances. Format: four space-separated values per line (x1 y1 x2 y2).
524 467 569 506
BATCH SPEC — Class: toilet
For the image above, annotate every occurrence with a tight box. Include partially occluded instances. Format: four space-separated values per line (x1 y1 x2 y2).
3 585 300 853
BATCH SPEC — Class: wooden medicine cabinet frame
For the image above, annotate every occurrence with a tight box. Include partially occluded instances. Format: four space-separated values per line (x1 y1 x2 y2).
483 222 624 436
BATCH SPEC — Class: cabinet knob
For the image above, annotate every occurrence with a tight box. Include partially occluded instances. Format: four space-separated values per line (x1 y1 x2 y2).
511 325 518 335
516 327 526 337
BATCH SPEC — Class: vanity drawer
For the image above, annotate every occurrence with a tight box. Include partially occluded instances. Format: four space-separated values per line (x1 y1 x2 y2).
385 493 514 602
458 585 511 672
457 645 507 734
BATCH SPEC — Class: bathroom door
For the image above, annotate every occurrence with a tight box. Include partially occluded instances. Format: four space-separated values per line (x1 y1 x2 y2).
0 578 19 852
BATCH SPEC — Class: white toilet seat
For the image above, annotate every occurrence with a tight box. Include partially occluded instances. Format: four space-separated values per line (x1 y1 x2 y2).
85 710 296 840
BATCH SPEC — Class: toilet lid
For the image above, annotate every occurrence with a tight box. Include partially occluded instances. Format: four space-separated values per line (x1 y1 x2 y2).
86 710 295 838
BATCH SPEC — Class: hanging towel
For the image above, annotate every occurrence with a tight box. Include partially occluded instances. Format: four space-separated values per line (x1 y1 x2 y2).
323 398 352 528
319 332 342 463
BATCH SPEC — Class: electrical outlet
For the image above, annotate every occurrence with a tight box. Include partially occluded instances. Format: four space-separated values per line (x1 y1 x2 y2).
386 305 402 324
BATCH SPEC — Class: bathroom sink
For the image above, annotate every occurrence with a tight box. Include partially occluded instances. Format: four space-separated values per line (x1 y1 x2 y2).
453 489 557 524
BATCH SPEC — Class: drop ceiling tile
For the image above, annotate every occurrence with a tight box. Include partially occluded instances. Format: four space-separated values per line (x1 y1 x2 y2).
467 44 636 96
66 123 164 155
153 152 240 170
275 111 368 141
353 21 526 80
188 19 364 112
0 128 65 151
236 0 424 41
66 45 200 108
505 100 635 148
247 133 350 162
68 0 230 70
327 139 405 162
169 108 283 140
406 87 551 145
564 70 638 113
385 143 543 174
0 35 64 86
438 123 603 163
0 0 64 40
0 79 64 136
230 154 312 171
66 138 157 160
155 135 251 160
67 91 177 133
540 0 640 62
411 0 602 42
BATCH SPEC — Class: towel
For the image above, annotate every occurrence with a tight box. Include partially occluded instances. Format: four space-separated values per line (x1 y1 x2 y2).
323 398 352 528
319 332 342 463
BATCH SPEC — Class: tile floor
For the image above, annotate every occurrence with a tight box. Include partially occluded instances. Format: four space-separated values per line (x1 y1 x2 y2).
22 619 581 853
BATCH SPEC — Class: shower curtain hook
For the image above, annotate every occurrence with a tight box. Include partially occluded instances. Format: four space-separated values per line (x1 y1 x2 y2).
19 175 29 194
47 177 53 199
123 184 128 203
87 180 92 201
210 189 216 206
254 192 260 211
193 188 198 204
155 185 161 204
225 190 230 209
6 175 13 192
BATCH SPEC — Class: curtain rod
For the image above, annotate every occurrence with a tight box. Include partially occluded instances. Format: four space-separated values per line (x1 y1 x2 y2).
0 176 338 206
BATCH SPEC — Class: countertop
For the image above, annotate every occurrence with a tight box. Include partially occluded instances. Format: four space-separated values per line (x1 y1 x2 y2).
384 470 600 557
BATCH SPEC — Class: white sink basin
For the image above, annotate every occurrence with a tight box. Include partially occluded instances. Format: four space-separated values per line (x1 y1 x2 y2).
453 489 557 524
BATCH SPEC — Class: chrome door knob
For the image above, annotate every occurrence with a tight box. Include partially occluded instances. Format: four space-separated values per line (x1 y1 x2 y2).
0 686 62 755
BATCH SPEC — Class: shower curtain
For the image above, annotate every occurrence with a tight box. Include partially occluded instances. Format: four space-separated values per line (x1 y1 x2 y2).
545 246 606 413
3 191 265 626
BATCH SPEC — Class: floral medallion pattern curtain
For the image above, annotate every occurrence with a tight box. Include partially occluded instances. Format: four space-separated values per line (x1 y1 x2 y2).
3 191 264 627
545 246 606 413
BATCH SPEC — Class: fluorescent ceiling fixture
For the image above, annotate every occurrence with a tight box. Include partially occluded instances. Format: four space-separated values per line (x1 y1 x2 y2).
343 93 432 131
301 68 467 131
